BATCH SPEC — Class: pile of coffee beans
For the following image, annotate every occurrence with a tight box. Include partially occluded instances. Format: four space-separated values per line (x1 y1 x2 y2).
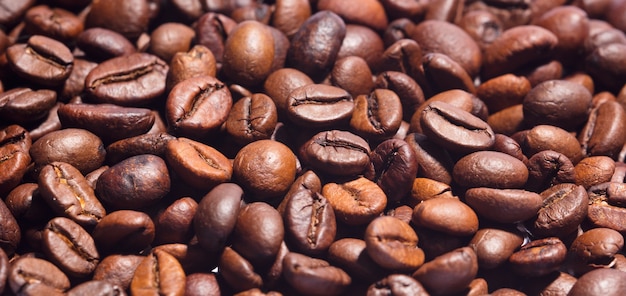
2 0 626 295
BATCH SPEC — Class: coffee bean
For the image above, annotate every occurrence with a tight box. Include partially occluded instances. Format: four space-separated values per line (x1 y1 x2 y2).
579 100 626 159
130 249 186 296
412 197 479 236
93 255 144 290
66 280 126 296
185 273 221 296
6 35 73 86
41 217 99 277
364 216 425 271
300 130 370 176
8 257 70 295
85 0 150 40
327 238 386 282
569 227 624 266
195 183 244 253
412 247 478 295
526 150 576 192
531 183 589 238
469 227 524 269
91 210 155 254
364 138 418 202
231 202 284 266
0 88 56 125
287 84 354 128
323 177 387 226
282 252 351 296
523 80 592 130
464 188 542 223
568 268 626 296
222 21 275 87
225 93 278 145
76 28 136 62
350 89 403 140
366 274 429 296
453 151 528 189
509 237 568 277
154 197 198 245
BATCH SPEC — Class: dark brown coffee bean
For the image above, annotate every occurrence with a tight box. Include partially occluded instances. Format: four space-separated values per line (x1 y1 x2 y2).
96 154 170 210
323 177 387 226
574 156 616 189
225 93 278 145
330 56 374 98
0 0 35 27
130 249 186 296
38 162 106 227
154 197 198 245
218 246 263 292
586 43 626 93
587 182 626 232
148 22 195 63
284 187 336 255
66 280 126 296
85 0 150 40
579 100 626 159
165 137 232 191
287 84 354 129
194 12 237 66
231 202 284 266
57 103 155 144
0 88 56 125
287 10 346 79
526 150 576 192
76 28 136 62
522 271 577 296
185 273 221 296
366 274 428 296
477 74 531 113
271 0 311 37
0 197 20 256
412 197 479 236
41 217 99 278
165 75 232 138
568 268 626 296
222 21 275 87
459 10 503 49
509 237 567 277
350 89 402 140
85 53 168 107
404 133 454 184
92 210 155 254
153 243 218 275
374 71 425 122
465 188 542 223
422 52 476 94
195 183 243 252
6 35 73 86
263 68 314 115
523 124 584 164
105 132 175 165
531 183 588 238
8 257 70 295
23 5 83 44
412 247 478 295
327 238 386 282
364 139 418 202
364 216 425 271
523 80 592 130
0 127 32 196
469 227 524 269
421 101 495 154
410 20 482 77
482 25 558 79
233 140 296 200
383 18 414 47
166 45 217 91
407 178 454 207
282 252 351 296
379 39 424 84
317 0 387 32
570 227 623 267
453 151 528 189
93 255 144 290
5 183 51 225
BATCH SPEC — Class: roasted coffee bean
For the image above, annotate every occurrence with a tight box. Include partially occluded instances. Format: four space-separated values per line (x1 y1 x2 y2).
585 43 626 93
233 139 297 200
477 74 531 113
323 177 387 226
300 130 370 176
106 132 175 165
287 84 354 129
165 75 232 138
453 151 528 189
327 238 387 282
523 79 592 130
330 56 374 98
567 268 626 296
6 35 73 86
287 10 346 79
422 52 476 94
84 0 150 40
185 273 221 296
93 255 144 290
231 202 284 266
76 28 136 62
364 216 425 271
0 129 31 196
407 178 454 207
91 210 155 254
222 21 275 87
412 197 479 237
166 137 232 191
574 156 616 189
404 133 454 184
148 22 195 63
317 0 387 32
41 217 99 277
531 183 589 238
225 93 278 145
166 45 217 91
284 187 336 255
30 128 106 175
587 182 626 232
469 227 524 269
421 101 495 154
5 183 51 224
218 246 263 292
570 227 624 267
195 183 244 252
57 103 155 144
459 10 503 49
282 252 351 296
264 68 314 115
579 100 626 159
374 71 425 122
0 198 20 256
379 39 424 83
526 150 576 192
522 271 577 296
85 53 168 107
130 249 186 296
464 188 542 223
523 124 584 164
23 5 83 44
509 237 568 277
66 280 126 296
8 257 70 295
350 89 402 140
96 154 170 210
412 247 478 295
154 197 198 245
38 162 106 227
366 274 429 296
0 88 56 125
364 139 417 202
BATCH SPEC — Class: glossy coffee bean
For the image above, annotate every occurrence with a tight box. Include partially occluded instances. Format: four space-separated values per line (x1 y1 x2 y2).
218 246 263 292
509 237 568 277
366 274 428 296
469 227 524 269
327 238 386 282
574 156 615 189
41 217 99 277
374 71 425 121
579 100 626 159
85 0 150 40
8 257 70 295
350 89 402 140
38 162 106 227
287 84 353 129
364 216 425 272
404 133 454 184
0 198 20 256
105 133 175 165
85 53 168 107
231 202 284 266
93 255 144 290
166 45 217 91
568 268 626 296
364 139 418 202
523 79 592 130
23 5 83 44
531 183 589 238
30 128 106 175
195 183 243 252
412 197 479 237
225 93 278 145
300 130 370 176
76 28 136 62
464 188 542 223
526 150 576 192
66 280 126 296
222 21 275 87
130 249 186 296
185 273 221 296
282 252 351 296
412 247 478 295
165 75 232 138
6 35 73 86
323 177 387 226
569 227 624 266
154 197 198 245
91 210 155 254
0 88 56 125
453 151 528 189
522 124 584 164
